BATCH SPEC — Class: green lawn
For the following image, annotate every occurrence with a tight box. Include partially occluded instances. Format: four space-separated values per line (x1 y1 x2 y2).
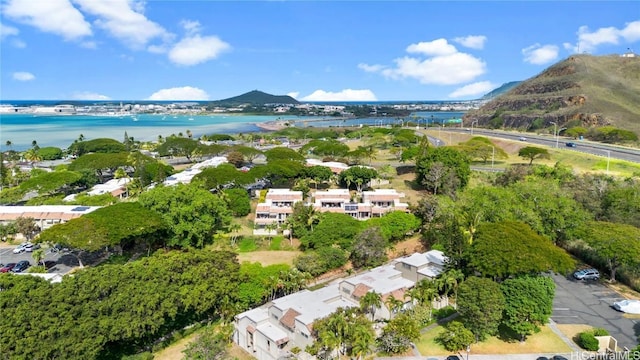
416 324 572 356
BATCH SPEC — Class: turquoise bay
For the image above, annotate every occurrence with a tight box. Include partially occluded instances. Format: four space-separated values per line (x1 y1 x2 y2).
0 113 297 151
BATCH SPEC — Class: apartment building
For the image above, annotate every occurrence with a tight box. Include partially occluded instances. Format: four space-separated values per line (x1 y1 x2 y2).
310 188 409 220
0 205 101 233
233 250 447 360
254 189 304 235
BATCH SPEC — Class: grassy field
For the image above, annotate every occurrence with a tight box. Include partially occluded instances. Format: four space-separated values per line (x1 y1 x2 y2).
416 324 573 356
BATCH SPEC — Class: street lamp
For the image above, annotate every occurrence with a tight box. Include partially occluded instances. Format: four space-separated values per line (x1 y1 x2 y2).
550 121 558 148
605 149 610 175
488 144 495 168
471 120 478 135
466 344 471 360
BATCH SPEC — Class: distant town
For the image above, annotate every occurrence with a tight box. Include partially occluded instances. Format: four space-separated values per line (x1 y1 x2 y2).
0 100 485 118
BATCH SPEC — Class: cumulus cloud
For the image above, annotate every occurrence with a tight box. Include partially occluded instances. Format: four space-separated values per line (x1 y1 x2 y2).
0 22 19 39
73 0 169 49
2 0 91 40
453 35 487 50
147 86 209 101
168 35 231 66
448 81 495 99
12 71 35 81
300 89 377 102
71 91 111 100
522 43 559 65
406 38 457 56
564 20 640 53
287 92 300 99
360 38 486 85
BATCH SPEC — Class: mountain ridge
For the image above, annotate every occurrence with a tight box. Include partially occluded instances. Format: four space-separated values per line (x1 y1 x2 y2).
209 90 300 105
464 54 640 135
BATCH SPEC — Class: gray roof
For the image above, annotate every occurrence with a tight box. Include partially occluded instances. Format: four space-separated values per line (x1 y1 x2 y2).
342 264 414 296
272 284 357 325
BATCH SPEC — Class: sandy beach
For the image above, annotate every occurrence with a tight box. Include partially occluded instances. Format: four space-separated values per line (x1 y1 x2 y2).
255 120 289 131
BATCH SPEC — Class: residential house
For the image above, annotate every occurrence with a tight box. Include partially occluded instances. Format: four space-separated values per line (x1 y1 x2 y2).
309 188 409 220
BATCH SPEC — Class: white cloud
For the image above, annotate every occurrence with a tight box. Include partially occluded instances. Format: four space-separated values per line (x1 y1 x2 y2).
147 86 209 101
453 35 487 50
71 91 111 100
566 21 640 53
522 43 559 65
357 63 385 72
406 38 457 56
2 0 91 40
301 89 377 102
73 0 169 49
619 20 640 43
180 20 202 36
13 72 35 81
11 39 26 48
360 38 486 85
448 81 495 98
0 22 19 39
383 52 486 85
168 35 231 66
287 92 300 99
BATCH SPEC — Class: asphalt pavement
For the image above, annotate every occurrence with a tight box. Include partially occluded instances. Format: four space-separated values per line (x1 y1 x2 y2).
551 273 639 349
0 244 76 274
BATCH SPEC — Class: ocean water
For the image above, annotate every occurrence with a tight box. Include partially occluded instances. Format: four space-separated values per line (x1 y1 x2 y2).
0 113 298 151
0 111 465 151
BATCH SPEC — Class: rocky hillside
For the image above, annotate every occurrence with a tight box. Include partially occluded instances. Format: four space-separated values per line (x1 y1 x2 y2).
465 54 640 135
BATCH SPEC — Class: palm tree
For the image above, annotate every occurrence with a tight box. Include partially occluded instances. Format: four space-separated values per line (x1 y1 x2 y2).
386 296 404 316
359 291 382 321
77 134 84 142
228 222 241 246
186 129 192 139
412 279 439 320
350 323 375 360
441 269 465 307
5 140 11 151
32 248 45 267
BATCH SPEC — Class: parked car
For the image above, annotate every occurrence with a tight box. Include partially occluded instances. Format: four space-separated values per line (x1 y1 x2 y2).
12 243 28 254
11 260 30 273
25 243 40 252
573 268 600 280
565 142 577 147
51 244 69 253
519 136 527 141
0 263 17 273
446 356 462 360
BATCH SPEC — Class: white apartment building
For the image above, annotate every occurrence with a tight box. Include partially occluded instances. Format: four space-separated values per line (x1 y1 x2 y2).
234 250 447 360
254 189 304 235
310 188 409 220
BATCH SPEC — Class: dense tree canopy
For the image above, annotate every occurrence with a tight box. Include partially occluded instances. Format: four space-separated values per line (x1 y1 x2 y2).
138 184 232 248
415 146 470 196
222 188 251 217
155 136 201 162
263 147 305 162
367 211 421 242
574 221 640 281
501 276 555 341
38 202 169 251
68 152 130 183
0 250 241 360
36 146 64 160
457 276 505 341
338 166 379 193
69 138 127 156
299 212 364 250
466 221 575 279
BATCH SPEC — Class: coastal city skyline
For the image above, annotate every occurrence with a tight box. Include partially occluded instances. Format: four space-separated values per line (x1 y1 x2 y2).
1 1 639 101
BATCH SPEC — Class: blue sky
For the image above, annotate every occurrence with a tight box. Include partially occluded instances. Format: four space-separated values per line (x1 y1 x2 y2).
1 1 639 101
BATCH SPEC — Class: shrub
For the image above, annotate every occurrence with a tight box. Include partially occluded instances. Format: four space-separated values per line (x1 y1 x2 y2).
591 328 609 336
578 331 599 351
436 321 474 352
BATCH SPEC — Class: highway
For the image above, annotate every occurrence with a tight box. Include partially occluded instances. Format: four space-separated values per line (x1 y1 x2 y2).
441 128 640 164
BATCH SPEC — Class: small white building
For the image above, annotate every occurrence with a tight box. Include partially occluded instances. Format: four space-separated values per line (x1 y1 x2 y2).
87 178 131 198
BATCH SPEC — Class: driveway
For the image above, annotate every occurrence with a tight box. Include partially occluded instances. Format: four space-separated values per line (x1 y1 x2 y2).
551 273 640 349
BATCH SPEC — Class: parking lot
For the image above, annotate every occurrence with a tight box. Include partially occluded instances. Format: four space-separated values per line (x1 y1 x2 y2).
0 244 78 274
551 272 640 349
